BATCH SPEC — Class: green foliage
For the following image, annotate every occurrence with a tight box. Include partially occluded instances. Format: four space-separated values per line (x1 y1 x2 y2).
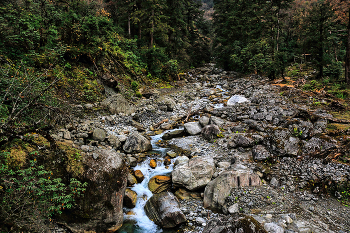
0 151 87 230
324 61 343 79
213 0 292 78
0 60 63 135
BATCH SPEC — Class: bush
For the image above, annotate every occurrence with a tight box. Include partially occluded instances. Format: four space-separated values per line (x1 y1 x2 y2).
0 151 87 231
324 61 342 79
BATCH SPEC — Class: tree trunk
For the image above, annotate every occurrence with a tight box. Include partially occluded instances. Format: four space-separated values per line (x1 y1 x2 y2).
346 8 350 84
128 14 131 37
318 5 324 79
150 9 154 48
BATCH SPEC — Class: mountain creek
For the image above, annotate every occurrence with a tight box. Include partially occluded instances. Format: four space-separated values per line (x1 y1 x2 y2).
50 64 350 233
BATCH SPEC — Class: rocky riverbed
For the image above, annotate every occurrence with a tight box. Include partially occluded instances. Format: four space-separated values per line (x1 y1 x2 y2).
51 64 350 233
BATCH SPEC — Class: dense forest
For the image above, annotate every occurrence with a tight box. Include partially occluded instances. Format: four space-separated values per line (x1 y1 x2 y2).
0 0 350 231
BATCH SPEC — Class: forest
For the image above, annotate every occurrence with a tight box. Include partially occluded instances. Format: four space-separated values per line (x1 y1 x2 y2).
0 0 350 232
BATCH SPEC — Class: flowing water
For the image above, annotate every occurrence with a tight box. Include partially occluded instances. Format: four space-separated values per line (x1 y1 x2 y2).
117 130 177 233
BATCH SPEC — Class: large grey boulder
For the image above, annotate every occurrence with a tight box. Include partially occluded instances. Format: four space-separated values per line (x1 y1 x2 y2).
144 192 186 228
203 215 267 233
227 95 249 106
174 156 189 167
201 124 221 141
72 149 127 232
107 135 122 149
123 132 152 153
199 116 210 127
101 94 136 115
172 156 215 191
162 129 186 140
92 128 107 141
157 96 176 111
204 170 261 210
184 122 202 135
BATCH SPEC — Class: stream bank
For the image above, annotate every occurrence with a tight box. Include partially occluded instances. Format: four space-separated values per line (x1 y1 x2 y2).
51 64 350 233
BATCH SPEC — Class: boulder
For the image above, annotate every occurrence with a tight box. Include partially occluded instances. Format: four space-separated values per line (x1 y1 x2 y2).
150 159 157 168
71 149 127 232
174 156 189 166
204 170 262 210
166 151 177 158
252 145 271 161
157 97 176 111
92 128 107 141
162 129 186 140
124 188 137 208
210 116 225 127
201 124 221 141
199 116 210 127
228 134 254 148
148 175 172 194
264 223 284 233
184 122 202 135
101 94 136 115
172 156 215 191
134 170 144 183
174 188 201 200
227 95 249 106
108 135 122 149
144 192 186 228
127 173 137 186
123 132 152 153
203 215 267 233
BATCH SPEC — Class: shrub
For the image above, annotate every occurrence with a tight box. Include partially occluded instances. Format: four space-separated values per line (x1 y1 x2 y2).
0 151 87 231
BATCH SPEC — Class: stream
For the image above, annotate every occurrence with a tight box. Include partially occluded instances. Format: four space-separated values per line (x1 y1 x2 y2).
117 130 177 233
117 84 231 233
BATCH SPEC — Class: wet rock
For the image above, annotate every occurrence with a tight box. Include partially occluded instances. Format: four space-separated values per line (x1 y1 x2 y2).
150 159 157 169
144 192 186 228
127 173 137 186
174 188 201 200
92 128 107 141
201 124 221 141
163 156 171 166
172 156 215 191
134 170 144 183
174 156 189 166
123 132 152 153
252 145 271 161
101 94 136 115
203 215 267 233
124 188 137 208
148 175 172 194
166 151 177 158
162 129 186 140
204 170 262 210
184 122 202 135
199 116 210 127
